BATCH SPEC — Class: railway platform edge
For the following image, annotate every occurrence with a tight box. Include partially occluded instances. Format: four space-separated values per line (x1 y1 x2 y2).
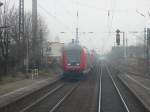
0 76 59 108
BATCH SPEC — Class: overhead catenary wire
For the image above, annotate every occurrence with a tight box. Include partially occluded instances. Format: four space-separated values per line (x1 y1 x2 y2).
43 0 77 33
67 0 137 14
41 0 75 19
37 3 73 32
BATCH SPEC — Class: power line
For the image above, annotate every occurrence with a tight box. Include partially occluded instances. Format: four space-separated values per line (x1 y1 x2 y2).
40 0 75 19
37 3 72 32
68 0 135 13
39 0 76 30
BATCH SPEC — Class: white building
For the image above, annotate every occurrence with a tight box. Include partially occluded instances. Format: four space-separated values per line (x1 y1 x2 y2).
46 42 64 64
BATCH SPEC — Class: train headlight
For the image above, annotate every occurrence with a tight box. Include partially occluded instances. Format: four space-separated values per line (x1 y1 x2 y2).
76 63 80 66
67 63 71 66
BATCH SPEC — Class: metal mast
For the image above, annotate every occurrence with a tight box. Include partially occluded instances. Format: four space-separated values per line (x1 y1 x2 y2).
32 0 38 64
144 28 147 74
146 28 150 75
19 0 24 41
32 0 37 40
19 0 27 72
76 11 79 43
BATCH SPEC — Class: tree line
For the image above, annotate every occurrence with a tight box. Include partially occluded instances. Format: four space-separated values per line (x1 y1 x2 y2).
0 2 48 79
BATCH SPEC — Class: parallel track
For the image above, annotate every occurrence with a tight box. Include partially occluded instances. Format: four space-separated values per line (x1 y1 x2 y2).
0 79 65 112
111 63 150 79
98 63 102 112
98 63 130 112
106 62 149 112
105 64 130 112
22 81 79 112
20 84 65 112
49 84 78 112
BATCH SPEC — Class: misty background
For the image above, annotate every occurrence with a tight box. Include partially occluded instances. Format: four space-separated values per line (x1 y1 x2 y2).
4 0 150 53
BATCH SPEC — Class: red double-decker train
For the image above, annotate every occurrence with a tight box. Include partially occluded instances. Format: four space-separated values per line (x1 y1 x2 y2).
62 43 96 79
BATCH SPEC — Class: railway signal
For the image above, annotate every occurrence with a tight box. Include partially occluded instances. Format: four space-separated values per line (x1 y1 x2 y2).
0 2 3 7
147 28 150 39
116 29 120 45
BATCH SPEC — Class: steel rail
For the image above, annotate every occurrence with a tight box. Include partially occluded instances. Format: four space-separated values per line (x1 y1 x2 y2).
49 83 79 112
105 64 130 112
20 84 65 112
98 64 102 112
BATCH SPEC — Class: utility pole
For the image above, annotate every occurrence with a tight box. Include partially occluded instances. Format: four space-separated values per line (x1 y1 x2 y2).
76 11 79 43
126 38 128 57
76 28 79 43
19 0 24 41
19 0 28 73
146 28 150 74
32 0 37 39
123 32 126 58
32 0 38 64
144 28 147 74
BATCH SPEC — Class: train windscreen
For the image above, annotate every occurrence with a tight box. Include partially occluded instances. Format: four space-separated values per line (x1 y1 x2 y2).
66 49 82 65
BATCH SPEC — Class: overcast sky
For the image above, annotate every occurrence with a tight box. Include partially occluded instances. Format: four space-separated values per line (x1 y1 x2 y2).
3 0 150 53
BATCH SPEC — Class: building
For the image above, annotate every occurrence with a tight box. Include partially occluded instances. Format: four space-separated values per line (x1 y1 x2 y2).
46 42 64 64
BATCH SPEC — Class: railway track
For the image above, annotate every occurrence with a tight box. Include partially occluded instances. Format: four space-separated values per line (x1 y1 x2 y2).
110 63 150 79
0 79 67 112
0 78 80 112
22 81 79 112
98 62 102 112
23 65 100 112
1 62 148 112
0 64 99 112
98 63 130 112
103 62 148 112
51 64 100 112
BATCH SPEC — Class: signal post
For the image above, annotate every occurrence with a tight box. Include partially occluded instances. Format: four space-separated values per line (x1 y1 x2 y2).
116 29 126 58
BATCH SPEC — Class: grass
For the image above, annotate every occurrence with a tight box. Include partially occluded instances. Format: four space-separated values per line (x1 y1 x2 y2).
0 76 24 85
0 67 62 86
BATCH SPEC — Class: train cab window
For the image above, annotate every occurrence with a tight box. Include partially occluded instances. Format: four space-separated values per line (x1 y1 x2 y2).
66 49 81 64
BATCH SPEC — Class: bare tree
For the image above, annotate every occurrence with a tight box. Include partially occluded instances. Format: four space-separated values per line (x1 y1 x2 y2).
0 1 13 77
0 2 48 78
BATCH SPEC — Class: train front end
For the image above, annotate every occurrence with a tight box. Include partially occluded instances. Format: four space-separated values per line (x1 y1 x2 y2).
62 44 88 79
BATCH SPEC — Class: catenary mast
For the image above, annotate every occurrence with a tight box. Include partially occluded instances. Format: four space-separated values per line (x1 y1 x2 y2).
19 0 24 41
32 0 38 64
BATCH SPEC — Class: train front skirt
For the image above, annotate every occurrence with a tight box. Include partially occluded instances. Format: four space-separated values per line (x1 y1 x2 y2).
63 72 86 79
